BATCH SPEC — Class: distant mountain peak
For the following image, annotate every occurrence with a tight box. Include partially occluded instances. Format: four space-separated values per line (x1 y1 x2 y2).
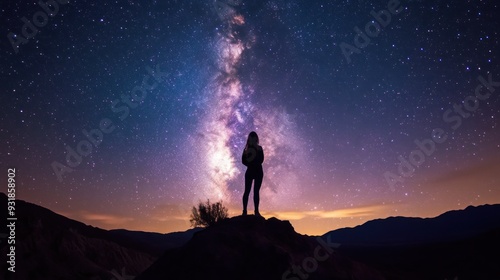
324 203 500 246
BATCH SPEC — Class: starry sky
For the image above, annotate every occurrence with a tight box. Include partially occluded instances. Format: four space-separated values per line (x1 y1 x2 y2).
1 0 499 235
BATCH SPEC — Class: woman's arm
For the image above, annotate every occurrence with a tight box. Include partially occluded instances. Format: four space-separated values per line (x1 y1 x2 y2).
242 150 248 166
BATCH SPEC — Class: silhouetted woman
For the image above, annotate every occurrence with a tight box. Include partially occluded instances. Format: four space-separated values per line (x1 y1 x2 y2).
242 131 264 216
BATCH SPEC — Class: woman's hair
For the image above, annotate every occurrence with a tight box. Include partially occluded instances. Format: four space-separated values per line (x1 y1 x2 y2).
246 131 259 146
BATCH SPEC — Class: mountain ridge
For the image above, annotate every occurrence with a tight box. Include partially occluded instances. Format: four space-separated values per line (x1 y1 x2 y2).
0 193 198 280
2 193 500 279
323 203 500 246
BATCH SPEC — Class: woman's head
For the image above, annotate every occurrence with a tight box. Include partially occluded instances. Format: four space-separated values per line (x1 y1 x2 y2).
247 131 259 146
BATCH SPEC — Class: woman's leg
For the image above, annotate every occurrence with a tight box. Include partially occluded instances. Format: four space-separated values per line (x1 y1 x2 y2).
242 171 253 215
253 172 263 214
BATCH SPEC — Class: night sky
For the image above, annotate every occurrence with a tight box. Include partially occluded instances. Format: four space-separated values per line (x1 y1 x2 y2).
1 0 499 235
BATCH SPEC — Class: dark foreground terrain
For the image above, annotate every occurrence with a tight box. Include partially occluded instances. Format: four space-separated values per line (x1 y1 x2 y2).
2 193 500 280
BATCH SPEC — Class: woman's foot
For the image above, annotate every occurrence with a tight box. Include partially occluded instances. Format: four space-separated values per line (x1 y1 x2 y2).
254 210 261 217
242 210 247 216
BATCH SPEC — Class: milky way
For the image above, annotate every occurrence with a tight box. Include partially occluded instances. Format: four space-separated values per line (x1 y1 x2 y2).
188 2 307 210
2 0 499 235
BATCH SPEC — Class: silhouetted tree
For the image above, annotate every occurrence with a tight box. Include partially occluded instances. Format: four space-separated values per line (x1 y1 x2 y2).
189 199 228 227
